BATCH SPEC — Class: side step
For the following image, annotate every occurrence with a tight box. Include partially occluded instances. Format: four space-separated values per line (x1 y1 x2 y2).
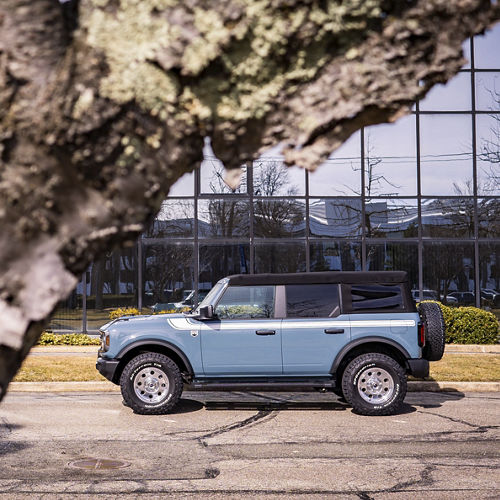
188 377 336 392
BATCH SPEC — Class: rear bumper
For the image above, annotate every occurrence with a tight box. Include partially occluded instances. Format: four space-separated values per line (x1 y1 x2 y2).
407 358 429 378
96 357 120 384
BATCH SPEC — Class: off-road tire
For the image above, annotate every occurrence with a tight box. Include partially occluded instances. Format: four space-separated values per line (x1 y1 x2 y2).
341 353 407 416
419 302 446 361
120 353 183 415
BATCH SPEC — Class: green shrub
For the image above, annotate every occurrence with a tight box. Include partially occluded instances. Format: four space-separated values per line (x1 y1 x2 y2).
109 307 142 319
38 333 100 346
419 301 499 344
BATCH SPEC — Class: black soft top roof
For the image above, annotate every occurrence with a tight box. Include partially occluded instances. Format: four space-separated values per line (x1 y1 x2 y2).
225 271 408 286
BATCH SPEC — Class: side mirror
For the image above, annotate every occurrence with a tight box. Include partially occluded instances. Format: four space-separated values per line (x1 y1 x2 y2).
198 305 214 320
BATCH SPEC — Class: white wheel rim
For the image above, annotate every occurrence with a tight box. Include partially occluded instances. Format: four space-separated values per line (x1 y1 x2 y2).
133 366 170 404
357 366 394 404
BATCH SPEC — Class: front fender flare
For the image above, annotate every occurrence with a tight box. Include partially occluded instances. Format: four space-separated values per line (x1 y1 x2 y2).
117 339 194 376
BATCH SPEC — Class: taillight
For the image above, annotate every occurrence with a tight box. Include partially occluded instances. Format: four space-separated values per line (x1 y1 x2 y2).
418 322 425 347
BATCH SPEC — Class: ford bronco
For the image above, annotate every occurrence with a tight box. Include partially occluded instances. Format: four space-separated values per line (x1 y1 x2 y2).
96 271 445 416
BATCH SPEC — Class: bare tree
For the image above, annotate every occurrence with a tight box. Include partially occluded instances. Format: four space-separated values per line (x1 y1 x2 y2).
0 0 498 398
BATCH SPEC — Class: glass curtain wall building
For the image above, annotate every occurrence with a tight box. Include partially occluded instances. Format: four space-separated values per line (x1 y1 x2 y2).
51 27 500 333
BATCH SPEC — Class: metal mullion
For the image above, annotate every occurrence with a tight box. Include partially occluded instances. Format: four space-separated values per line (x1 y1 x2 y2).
361 127 366 270
471 36 481 308
248 161 254 274
82 270 87 334
416 99 423 299
194 166 200 305
305 169 310 272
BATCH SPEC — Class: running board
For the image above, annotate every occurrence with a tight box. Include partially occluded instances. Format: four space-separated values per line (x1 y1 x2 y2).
188 377 337 392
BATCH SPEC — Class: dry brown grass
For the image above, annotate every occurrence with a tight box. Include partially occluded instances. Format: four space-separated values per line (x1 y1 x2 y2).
14 356 105 382
426 354 500 382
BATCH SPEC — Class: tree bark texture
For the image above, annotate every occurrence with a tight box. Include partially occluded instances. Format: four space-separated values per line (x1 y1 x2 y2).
0 0 498 399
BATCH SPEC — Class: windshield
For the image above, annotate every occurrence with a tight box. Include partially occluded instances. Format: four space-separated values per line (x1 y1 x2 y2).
192 280 227 315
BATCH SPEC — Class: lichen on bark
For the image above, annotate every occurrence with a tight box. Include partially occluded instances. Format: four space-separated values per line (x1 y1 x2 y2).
0 0 498 399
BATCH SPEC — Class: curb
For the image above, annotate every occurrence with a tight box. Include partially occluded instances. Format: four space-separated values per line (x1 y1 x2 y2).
408 381 500 392
8 381 500 393
445 344 500 354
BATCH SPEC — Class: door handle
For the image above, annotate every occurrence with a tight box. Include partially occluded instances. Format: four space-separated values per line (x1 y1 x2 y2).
256 330 276 335
324 328 344 334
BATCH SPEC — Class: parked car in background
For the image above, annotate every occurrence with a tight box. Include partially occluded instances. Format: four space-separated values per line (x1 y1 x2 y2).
411 289 439 302
151 290 209 313
445 291 475 306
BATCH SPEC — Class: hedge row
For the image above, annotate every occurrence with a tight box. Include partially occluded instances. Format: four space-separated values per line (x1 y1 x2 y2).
38 333 100 346
420 301 499 344
108 307 189 319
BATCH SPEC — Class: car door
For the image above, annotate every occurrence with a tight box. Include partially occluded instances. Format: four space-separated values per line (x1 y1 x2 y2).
200 284 283 376
281 283 351 375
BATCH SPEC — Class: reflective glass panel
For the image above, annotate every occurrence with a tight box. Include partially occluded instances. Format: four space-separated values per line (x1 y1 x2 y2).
364 116 417 196
476 114 500 195
49 277 85 333
199 244 250 291
421 198 475 238
253 160 305 196
478 198 500 238
254 242 306 273
309 241 362 271
198 199 250 238
420 72 472 111
479 242 500 313
286 284 340 318
168 171 195 196
309 131 361 196
420 114 473 195
254 199 306 238
474 25 500 69
201 157 248 194
365 242 418 289
309 198 362 238
143 242 194 309
423 242 475 306
365 199 418 238
475 72 500 111
146 199 194 238
86 248 138 331
462 37 471 69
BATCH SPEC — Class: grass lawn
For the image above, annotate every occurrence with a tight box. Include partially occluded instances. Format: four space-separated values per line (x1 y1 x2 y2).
14 357 106 382
13 353 500 383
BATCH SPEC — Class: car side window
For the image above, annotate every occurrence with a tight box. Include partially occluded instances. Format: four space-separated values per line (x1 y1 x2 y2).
286 284 340 318
215 285 275 319
350 284 404 311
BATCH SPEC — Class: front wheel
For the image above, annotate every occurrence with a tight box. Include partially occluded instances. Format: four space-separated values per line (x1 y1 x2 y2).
120 353 183 414
341 353 407 416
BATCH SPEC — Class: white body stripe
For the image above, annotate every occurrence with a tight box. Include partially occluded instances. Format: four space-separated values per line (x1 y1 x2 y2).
168 318 416 330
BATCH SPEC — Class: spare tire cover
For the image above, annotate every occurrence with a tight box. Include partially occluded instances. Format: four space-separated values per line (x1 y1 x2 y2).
419 302 446 361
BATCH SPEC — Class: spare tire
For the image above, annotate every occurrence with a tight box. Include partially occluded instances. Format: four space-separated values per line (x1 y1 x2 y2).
419 302 446 361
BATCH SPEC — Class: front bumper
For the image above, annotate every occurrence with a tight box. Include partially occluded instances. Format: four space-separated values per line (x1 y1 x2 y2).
96 357 120 384
407 358 429 378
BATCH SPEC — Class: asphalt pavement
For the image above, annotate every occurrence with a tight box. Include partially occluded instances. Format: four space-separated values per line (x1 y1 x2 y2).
0 390 499 498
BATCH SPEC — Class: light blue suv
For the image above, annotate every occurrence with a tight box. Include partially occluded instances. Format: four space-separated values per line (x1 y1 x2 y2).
96 271 445 416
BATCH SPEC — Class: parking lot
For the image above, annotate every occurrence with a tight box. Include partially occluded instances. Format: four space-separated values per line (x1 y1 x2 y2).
0 390 499 498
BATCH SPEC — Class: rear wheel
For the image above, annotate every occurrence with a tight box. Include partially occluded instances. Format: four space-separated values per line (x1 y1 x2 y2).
341 353 407 416
120 353 183 414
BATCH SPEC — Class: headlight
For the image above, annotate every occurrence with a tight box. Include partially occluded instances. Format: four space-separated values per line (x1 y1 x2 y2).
100 330 110 352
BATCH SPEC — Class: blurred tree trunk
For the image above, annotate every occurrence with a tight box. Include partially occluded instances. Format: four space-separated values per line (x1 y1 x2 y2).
0 0 498 399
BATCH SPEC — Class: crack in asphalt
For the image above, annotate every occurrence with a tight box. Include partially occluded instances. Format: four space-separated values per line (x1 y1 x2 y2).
197 410 279 447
